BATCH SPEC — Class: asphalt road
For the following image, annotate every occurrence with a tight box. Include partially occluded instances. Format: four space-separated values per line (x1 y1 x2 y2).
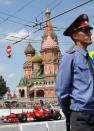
0 118 66 131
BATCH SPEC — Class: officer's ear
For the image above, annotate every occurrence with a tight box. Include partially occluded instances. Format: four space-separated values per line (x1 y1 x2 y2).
72 31 79 41
72 32 77 39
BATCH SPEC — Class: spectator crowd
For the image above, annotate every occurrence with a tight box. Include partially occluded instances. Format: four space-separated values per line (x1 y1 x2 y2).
0 100 60 109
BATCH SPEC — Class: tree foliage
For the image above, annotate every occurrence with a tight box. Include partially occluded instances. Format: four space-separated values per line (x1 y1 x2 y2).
0 76 8 97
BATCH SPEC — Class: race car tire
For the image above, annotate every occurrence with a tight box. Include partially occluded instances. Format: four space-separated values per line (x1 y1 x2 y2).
35 117 41 121
53 112 62 120
18 113 27 122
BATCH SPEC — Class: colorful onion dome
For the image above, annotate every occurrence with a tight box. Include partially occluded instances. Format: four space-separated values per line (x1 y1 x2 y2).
32 54 42 63
42 34 58 50
24 43 35 55
18 77 30 86
45 8 51 14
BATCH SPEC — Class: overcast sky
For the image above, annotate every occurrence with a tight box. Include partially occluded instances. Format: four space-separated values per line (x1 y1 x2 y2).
0 0 94 95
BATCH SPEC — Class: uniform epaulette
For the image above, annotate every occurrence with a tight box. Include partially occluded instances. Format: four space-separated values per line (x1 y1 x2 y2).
66 49 76 54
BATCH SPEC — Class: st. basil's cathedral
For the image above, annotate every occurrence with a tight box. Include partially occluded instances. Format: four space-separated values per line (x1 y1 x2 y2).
17 8 60 102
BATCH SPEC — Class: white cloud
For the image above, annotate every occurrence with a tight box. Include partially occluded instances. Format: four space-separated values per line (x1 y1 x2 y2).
2 29 31 44
0 0 12 4
8 73 15 78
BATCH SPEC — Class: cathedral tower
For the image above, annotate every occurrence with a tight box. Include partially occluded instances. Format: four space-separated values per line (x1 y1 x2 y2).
17 8 60 101
23 43 35 78
41 8 60 80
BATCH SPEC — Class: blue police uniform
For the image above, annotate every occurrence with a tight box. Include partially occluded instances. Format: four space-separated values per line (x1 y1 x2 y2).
55 14 94 131
55 45 94 115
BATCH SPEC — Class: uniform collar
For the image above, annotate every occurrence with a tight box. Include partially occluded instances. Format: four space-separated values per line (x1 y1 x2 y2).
74 45 88 57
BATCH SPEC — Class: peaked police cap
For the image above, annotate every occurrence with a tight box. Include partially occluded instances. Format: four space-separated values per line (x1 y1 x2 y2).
63 14 93 36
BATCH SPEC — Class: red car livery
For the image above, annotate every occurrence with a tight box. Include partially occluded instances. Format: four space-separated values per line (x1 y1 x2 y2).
1 106 62 122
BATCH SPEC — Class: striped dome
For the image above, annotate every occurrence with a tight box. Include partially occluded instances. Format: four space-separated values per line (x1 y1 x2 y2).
24 43 35 55
42 34 58 50
32 54 42 63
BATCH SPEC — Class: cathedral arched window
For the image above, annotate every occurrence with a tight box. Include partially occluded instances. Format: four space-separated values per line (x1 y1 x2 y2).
49 81 51 85
36 82 38 85
36 90 44 97
19 89 25 98
39 82 41 85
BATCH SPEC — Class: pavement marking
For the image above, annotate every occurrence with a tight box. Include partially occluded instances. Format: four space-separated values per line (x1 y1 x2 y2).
0 124 19 128
19 123 23 131
45 122 49 131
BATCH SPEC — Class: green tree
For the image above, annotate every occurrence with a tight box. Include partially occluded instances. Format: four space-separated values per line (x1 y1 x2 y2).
0 76 8 98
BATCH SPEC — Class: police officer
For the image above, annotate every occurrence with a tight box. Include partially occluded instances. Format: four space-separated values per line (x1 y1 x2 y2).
55 14 94 131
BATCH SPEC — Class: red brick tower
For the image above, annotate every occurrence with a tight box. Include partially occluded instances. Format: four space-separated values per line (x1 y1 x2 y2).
7 88 12 99
23 43 35 78
41 8 60 80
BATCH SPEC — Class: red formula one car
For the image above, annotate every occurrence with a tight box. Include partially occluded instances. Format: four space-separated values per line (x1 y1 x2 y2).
1 106 62 122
